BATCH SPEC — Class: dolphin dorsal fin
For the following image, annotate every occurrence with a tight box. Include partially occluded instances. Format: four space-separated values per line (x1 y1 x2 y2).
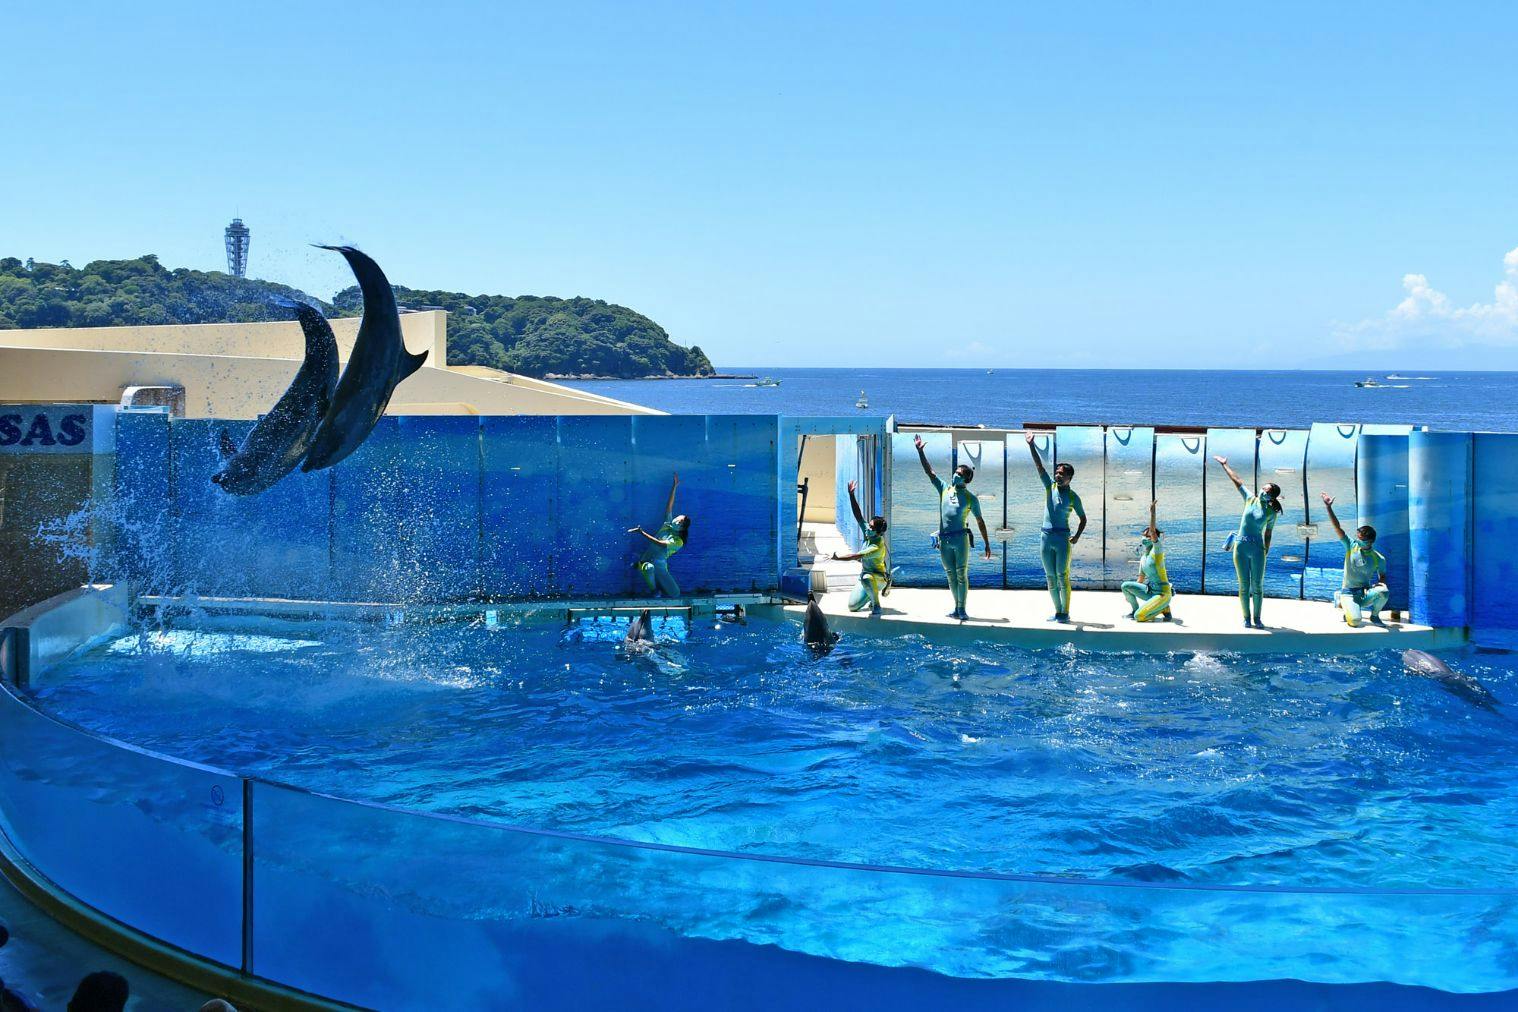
399 348 429 381
218 429 238 460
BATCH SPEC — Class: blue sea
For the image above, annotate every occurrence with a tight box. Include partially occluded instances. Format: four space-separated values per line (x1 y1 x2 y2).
565 368 1518 432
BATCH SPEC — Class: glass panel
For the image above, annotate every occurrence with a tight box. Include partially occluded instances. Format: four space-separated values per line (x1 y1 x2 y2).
834 434 861 551
1204 428 1258 595
0 685 242 966
1303 423 1361 601
249 781 1518 1007
1053 426 1105 589
956 434 1006 588
1257 428 1309 599
1006 431 1053 588
1153 433 1206 594
1104 427 1155 589
887 431 951 587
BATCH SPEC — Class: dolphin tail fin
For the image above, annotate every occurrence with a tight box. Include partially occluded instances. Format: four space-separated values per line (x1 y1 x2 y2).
218 429 238 460
400 348 429 381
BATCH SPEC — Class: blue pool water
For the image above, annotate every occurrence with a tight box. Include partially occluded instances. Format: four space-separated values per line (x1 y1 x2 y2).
28 613 1518 993
38 615 1518 888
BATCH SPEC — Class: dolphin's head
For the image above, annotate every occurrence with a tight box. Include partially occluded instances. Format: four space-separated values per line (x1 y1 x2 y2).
210 456 259 495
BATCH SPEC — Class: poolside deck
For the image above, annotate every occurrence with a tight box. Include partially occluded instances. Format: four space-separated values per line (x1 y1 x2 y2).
791 587 1461 653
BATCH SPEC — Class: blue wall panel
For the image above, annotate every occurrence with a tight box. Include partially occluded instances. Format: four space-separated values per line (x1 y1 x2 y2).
1257 428 1309 599
687 415 778 593
1471 433 1518 644
330 417 481 603
956 434 1006 588
107 411 174 593
1006 432 1053 588
1153 433 1206 594
1104 427 1155 590
480 417 560 598
554 417 634 596
1054 426 1105 590
1204 429 1258 596
1408 431 1472 628
171 419 332 600
1302 423 1360 601
1356 434 1410 612
889 431 951 588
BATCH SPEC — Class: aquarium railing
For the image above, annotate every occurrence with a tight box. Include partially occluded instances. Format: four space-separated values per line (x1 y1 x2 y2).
2 679 1516 1006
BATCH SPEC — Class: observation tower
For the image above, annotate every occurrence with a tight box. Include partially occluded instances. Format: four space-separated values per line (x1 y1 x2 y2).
224 217 250 277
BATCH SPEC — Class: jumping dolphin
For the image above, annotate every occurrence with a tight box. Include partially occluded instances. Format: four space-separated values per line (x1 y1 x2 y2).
622 608 657 654
803 594 840 654
300 245 429 472
1402 649 1499 710
211 297 339 495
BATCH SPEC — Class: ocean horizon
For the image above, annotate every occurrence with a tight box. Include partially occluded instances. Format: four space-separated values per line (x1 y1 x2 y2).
564 367 1518 433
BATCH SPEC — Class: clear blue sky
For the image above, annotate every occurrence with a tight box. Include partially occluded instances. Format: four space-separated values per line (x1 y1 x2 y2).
9 2 1518 368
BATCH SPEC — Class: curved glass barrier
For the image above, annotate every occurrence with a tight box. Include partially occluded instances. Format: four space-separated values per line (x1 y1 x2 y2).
3 675 1516 1005
247 781 1518 1008
0 683 243 966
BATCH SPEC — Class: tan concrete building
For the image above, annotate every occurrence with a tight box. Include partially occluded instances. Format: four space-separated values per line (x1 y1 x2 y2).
0 311 656 418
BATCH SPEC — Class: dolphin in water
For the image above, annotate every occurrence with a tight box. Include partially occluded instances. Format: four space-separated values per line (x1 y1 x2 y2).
803 593 840 655
622 608 657 654
300 245 429 472
1402 649 1499 710
211 297 339 495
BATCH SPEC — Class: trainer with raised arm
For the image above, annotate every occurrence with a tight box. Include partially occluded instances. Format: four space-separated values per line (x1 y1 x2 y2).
830 479 890 617
1320 492 1389 627
1025 433 1087 623
914 434 992 621
631 472 690 597
1214 454 1282 629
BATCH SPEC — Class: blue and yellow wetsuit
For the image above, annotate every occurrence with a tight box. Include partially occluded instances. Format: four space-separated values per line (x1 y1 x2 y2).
1122 536 1173 622
1039 473 1085 618
848 529 890 613
1233 487 1278 623
932 474 982 615
636 516 685 597
1337 534 1388 626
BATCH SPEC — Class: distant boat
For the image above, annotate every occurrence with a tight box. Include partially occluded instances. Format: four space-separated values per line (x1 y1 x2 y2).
1386 374 1410 380
1355 378 1383 388
753 377 781 387
986 369 994 375
855 390 869 409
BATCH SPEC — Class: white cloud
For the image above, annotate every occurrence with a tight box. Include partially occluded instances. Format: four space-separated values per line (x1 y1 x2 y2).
1336 245 1518 349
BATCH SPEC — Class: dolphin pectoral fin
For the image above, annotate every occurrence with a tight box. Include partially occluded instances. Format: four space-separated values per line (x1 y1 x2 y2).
399 348 429 381
218 429 239 460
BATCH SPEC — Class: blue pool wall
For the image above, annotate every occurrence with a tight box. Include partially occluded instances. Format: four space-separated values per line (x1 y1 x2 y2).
108 412 781 602
88 408 1518 644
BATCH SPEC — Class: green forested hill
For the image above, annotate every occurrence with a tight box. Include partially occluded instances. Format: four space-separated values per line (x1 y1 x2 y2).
333 284 713 378
0 254 713 379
